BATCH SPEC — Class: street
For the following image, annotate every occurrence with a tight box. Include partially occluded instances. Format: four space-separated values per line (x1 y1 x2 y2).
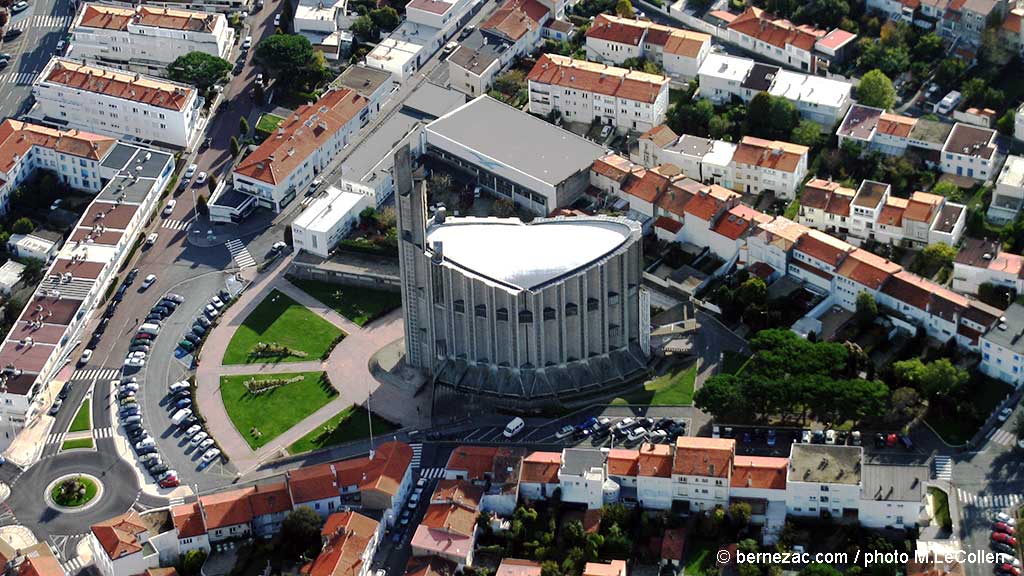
0 0 74 118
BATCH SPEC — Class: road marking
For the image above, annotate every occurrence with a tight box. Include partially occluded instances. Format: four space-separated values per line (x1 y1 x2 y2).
162 218 190 231
990 429 1015 446
168 496 186 506
93 427 113 439
933 455 952 481
225 239 256 268
0 71 39 86
957 488 1023 510
61 556 84 574
419 467 446 480
410 443 422 469
72 368 120 381
46 433 65 445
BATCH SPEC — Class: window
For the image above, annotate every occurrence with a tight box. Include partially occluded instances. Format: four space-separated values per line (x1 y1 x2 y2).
518 309 533 323
497 308 509 321
475 304 487 318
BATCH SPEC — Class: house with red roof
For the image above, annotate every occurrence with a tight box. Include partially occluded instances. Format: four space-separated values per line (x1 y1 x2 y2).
585 14 711 81
730 456 789 542
730 136 809 201
672 437 735 513
15 543 65 576
518 452 561 501
798 178 856 235
635 443 674 510
708 204 772 265
90 511 176 576
171 502 208 555
199 487 256 543
249 482 294 538
443 446 522 515
288 463 343 518
410 502 479 568
679 184 742 256
583 560 627 576
306 511 381 576
724 7 830 73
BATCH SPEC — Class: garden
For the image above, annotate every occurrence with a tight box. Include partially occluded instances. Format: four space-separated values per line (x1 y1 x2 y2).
50 475 99 507
220 371 337 449
610 362 696 406
287 405 398 454
68 399 91 433
222 290 343 365
288 277 401 327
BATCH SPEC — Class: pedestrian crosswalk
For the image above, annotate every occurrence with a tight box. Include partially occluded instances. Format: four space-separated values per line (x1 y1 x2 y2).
225 239 256 269
933 455 952 481
162 218 189 231
419 467 446 480
61 556 84 574
300 196 316 207
410 443 422 469
0 71 39 85
13 14 73 29
72 368 120 381
990 429 1016 447
46 433 65 445
957 488 1023 510
93 427 113 439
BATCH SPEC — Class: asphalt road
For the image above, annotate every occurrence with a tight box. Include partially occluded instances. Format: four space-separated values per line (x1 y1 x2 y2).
0 0 74 118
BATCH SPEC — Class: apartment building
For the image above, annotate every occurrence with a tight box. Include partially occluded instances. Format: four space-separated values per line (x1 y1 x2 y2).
725 7 825 73
636 443 674 510
558 449 609 510
31 58 201 149
526 54 670 133
798 178 855 235
786 444 863 519
228 88 367 216
672 437 734 513
730 136 809 200
941 122 998 181
291 185 371 258
366 0 477 81
697 54 852 126
989 155 1024 224
90 512 178 576
980 302 1024 386
730 456 788 542
69 4 233 76
448 0 550 97
584 14 711 81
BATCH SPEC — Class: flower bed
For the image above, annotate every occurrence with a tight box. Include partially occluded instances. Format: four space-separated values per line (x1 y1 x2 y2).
243 374 305 394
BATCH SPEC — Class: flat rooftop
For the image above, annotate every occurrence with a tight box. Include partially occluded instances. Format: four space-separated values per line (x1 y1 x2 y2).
425 95 606 188
332 65 393 100
698 53 754 83
769 69 851 107
293 186 367 234
425 217 637 291
909 118 954 146
99 143 174 179
984 303 1024 354
860 464 927 502
789 444 862 485
853 180 888 209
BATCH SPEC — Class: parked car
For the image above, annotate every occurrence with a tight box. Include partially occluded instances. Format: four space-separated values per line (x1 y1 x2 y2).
189 432 209 447
10 2 28 12
995 522 1016 535
78 349 93 366
139 452 160 464
124 357 145 368
3 29 23 41
175 398 193 409
198 438 215 451
141 274 157 289
48 398 63 415
165 293 185 304
993 543 1017 555
241 35 252 49
195 315 211 328
160 475 180 488
121 382 140 393
626 427 648 443
185 164 197 179
555 425 574 439
649 430 668 444
204 304 220 318
178 340 196 352
149 464 169 477
192 324 207 336
210 296 225 309
825 429 837 445
201 448 221 464
993 532 1018 546
185 424 203 438
996 513 1017 527
169 381 191 392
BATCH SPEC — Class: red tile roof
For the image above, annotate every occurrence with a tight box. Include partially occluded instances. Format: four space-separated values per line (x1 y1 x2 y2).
249 482 293 517
877 113 916 138
731 456 788 490
794 230 852 266
17 545 63 576
673 437 735 478
44 59 195 111
712 204 770 241
663 30 711 57
172 502 206 539
903 191 943 223
636 443 673 478
405 557 458 576
877 198 907 227
0 119 115 173
235 88 367 185
431 480 484 508
480 0 550 41
306 512 378 576
586 14 645 45
407 0 456 14
727 6 824 52
592 154 639 183
815 28 856 51
836 248 901 289
683 184 740 221
732 136 808 174
421 502 477 538
639 124 677 147
496 559 543 576
320 510 380 541
289 463 339 504
528 54 668 104
79 4 221 32
520 452 561 484
607 448 639 476
200 487 255 529
654 216 683 234
90 511 147 561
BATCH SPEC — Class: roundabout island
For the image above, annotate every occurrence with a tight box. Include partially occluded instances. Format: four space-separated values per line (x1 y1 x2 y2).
46 474 102 512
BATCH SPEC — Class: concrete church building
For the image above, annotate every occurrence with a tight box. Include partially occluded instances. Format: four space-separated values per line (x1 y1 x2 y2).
393 146 651 405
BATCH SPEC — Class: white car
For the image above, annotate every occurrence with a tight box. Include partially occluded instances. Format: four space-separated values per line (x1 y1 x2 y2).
626 427 647 443
800 430 812 443
255 73 263 85
124 357 145 367
554 425 574 439
600 124 612 139
614 417 635 432
127 351 147 360
78 349 93 366
50 199 62 211
198 438 215 451
185 164 197 178
201 448 221 463
163 199 176 216
120 383 139 393
145 233 158 246
241 35 252 49
139 452 160 463
141 274 157 289
825 429 837 445
11 1 29 12
995 554 1021 568
210 296 225 309
190 432 209 446
997 407 1013 422
995 512 1017 526
135 437 156 449
273 13 281 26
169 381 191 392
195 172 208 185
185 424 203 437
205 304 220 318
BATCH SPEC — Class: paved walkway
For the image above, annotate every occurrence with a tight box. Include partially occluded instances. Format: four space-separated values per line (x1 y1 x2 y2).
196 258 425 474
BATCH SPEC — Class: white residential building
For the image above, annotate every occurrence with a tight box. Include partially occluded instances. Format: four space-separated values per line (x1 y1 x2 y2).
69 3 234 76
31 58 202 149
836 105 917 156
981 303 1024 387
952 238 1024 296
584 14 711 81
941 122 998 181
229 88 367 215
635 443 673 510
292 0 355 60
90 512 178 576
558 449 608 510
526 54 670 134
366 0 477 81
730 136 809 200
671 437 734 513
291 185 371 258
786 444 863 519
725 7 828 73
697 53 754 105
989 155 1024 224
767 69 852 126
858 464 929 529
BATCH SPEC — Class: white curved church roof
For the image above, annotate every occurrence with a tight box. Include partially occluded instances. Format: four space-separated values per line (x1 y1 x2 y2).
426 218 632 290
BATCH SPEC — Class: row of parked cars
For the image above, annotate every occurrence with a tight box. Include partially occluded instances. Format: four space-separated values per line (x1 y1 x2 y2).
168 380 221 465
177 290 230 355
118 377 180 488
991 512 1020 576
125 293 183 368
543 416 687 446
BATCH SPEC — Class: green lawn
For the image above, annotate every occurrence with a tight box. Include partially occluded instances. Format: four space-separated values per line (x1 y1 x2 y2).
220 371 337 449
287 405 399 454
783 198 800 220
289 278 402 327
223 290 343 365
684 540 715 575
611 363 696 406
68 399 91 433
255 113 285 135
61 438 94 451
929 487 952 531
926 377 1012 445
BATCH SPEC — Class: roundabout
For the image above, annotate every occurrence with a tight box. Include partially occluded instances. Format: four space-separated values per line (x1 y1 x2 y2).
5 448 140 536
45 474 103 512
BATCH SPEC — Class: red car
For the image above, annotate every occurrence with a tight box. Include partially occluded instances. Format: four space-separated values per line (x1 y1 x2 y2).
992 532 1018 546
995 522 1016 535
159 475 179 488
998 564 1021 576
886 433 899 447
135 332 155 340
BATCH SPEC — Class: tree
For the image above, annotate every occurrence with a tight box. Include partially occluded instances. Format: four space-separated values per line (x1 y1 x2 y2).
911 243 958 276
745 93 797 140
167 52 231 90
493 70 525 95
735 277 767 308
239 116 250 135
793 0 849 29
369 6 399 31
11 217 34 235
197 194 209 216
855 291 877 329
230 136 241 156
893 358 968 398
730 501 752 527
208 174 219 194
281 506 324 559
351 15 377 40
254 34 327 89
179 550 208 576
930 180 960 199
493 198 516 218
934 58 966 90
889 387 920 421
790 120 821 147
694 374 749 419
856 69 896 109
997 109 1016 135
615 0 634 17
913 32 943 62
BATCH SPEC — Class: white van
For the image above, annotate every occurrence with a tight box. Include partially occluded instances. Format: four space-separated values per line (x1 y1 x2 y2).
138 323 161 335
503 417 525 438
171 408 193 425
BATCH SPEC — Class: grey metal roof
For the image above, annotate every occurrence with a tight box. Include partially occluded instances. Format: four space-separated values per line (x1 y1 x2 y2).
425 95 607 188
332 65 394 100
984 303 1024 354
403 81 468 120
99 143 173 179
448 31 508 76
860 464 927 502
